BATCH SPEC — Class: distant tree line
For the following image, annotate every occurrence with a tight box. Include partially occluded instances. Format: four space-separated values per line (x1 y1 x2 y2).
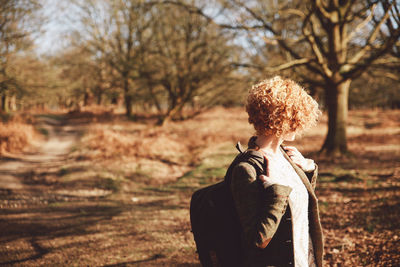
0 0 399 155
0 0 43 112
54 0 246 125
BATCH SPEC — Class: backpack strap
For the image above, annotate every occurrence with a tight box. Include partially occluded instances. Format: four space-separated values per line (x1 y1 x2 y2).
244 149 267 177
224 148 267 187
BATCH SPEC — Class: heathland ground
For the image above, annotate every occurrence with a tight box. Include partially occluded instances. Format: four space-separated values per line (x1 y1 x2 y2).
0 107 399 266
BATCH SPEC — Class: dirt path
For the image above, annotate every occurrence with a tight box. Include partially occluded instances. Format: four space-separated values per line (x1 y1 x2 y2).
0 115 79 191
0 115 92 266
0 114 182 266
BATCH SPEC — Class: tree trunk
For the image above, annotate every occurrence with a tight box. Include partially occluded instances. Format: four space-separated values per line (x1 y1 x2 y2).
96 92 102 105
125 94 132 117
150 89 161 112
1 94 8 113
157 105 178 126
123 77 132 116
84 91 89 106
111 94 118 105
9 95 16 111
321 79 351 156
157 97 184 126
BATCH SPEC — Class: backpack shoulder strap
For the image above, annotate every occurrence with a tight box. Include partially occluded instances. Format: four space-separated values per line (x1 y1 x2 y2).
242 149 267 177
224 148 267 187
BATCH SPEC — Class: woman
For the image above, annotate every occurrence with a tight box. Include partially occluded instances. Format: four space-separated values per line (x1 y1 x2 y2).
230 76 323 267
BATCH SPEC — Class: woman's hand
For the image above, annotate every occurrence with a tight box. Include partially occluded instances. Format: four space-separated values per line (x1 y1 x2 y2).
259 174 282 187
284 146 315 172
258 174 280 187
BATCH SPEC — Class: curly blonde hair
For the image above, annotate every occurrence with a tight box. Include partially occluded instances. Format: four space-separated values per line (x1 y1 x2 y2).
246 76 321 137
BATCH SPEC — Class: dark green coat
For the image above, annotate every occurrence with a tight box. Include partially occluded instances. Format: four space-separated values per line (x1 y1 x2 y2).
230 138 324 267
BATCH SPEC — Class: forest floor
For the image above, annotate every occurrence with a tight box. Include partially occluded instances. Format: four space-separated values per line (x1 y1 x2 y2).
0 107 399 266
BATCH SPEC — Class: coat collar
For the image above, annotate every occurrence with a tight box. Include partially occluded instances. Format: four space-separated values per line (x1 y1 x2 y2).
279 146 317 200
246 136 317 200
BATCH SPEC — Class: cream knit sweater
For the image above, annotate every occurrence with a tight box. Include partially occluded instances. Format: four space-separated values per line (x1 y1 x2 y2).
262 150 317 267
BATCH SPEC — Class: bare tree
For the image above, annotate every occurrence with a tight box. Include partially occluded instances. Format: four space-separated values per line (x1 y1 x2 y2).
0 0 42 112
238 0 400 155
176 0 400 156
140 2 238 124
53 44 110 109
73 0 153 116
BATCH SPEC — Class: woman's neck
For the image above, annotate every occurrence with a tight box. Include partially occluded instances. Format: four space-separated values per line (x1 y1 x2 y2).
255 134 283 154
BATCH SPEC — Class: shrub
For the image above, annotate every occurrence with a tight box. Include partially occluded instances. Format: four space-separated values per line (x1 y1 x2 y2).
0 121 36 155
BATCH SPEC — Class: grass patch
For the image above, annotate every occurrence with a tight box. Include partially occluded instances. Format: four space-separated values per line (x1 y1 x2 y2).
36 127 49 136
320 169 366 183
365 220 377 233
48 201 67 208
0 112 13 122
96 177 122 193
177 151 237 186
319 201 329 213
319 173 336 183
36 114 64 121
58 167 69 176
129 165 153 182
334 173 363 182
143 186 175 193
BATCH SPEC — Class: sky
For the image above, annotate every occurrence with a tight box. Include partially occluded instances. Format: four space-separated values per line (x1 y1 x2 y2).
34 0 81 56
33 0 243 56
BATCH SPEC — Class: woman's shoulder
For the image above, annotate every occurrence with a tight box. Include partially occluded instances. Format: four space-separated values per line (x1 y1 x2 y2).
232 161 258 181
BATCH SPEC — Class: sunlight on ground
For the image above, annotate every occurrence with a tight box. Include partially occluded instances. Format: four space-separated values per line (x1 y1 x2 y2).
0 107 399 266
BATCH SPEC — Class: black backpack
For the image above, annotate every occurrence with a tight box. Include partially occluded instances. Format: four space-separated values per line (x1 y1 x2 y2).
189 142 266 267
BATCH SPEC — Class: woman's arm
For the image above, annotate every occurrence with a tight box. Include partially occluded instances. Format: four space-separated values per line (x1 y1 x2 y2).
230 162 292 249
284 146 315 172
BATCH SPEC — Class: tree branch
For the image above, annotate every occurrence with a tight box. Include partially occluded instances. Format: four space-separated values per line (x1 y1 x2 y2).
313 0 336 22
232 58 312 72
266 58 312 72
302 9 332 77
348 2 393 66
343 3 377 44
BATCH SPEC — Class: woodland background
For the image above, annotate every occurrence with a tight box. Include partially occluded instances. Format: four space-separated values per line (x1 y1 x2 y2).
0 0 399 266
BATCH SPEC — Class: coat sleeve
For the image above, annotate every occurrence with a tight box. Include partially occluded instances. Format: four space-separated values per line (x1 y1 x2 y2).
230 162 292 249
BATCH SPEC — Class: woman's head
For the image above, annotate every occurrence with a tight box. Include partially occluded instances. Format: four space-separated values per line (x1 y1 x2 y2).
246 76 321 137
